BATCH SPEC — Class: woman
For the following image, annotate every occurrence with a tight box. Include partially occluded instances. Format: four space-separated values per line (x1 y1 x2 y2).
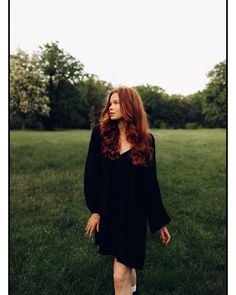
84 86 171 295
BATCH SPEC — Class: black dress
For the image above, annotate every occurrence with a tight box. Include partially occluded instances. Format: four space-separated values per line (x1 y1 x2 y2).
83 123 171 270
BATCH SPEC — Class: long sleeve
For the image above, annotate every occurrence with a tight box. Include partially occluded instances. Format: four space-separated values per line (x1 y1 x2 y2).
146 133 171 234
83 124 101 214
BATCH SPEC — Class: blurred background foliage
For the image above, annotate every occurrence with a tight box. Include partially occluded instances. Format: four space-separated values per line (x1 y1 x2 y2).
10 41 226 130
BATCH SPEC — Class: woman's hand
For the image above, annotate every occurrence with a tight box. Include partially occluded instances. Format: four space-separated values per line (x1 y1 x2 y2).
159 226 171 245
85 213 100 237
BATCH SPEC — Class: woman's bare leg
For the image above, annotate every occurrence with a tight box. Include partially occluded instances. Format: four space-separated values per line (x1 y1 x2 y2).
113 257 132 295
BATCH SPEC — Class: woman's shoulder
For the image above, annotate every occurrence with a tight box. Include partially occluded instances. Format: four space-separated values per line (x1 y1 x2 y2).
148 132 155 144
91 123 101 142
92 123 101 134
93 122 100 130
149 132 154 139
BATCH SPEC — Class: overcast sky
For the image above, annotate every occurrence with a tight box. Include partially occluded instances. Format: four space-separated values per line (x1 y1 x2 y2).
10 0 226 95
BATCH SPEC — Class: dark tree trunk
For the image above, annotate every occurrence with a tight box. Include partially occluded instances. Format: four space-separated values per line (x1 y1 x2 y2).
21 117 26 130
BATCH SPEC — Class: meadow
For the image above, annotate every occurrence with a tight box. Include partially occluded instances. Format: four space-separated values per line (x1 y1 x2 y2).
10 128 226 295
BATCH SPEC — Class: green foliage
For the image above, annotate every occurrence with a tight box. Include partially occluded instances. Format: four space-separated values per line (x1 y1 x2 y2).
165 95 190 128
202 60 226 127
185 91 204 125
38 41 87 130
185 122 199 129
134 85 169 128
10 48 50 129
38 42 111 130
39 41 86 84
159 122 169 129
77 74 112 128
10 129 226 295
51 79 85 128
10 42 226 130
134 86 193 129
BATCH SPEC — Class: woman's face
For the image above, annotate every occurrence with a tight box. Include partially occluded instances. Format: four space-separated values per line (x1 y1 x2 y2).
109 93 122 120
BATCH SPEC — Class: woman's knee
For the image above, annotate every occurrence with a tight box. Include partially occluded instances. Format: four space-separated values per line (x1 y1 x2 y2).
113 258 131 286
113 271 128 285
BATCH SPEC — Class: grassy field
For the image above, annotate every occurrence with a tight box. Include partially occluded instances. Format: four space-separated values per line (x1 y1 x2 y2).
10 128 226 295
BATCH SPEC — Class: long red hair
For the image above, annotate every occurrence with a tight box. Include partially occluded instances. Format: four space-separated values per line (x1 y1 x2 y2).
98 86 154 167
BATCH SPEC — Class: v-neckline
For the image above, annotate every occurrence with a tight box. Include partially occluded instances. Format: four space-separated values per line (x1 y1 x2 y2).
119 148 132 156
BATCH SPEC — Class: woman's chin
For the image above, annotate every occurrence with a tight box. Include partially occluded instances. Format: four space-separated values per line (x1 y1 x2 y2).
110 116 121 121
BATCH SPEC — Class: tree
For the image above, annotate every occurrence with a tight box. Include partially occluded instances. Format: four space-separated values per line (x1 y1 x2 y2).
39 41 86 84
78 74 112 128
163 95 187 128
52 79 86 128
88 105 96 129
39 41 87 130
134 84 167 127
10 48 50 129
185 91 204 126
202 60 226 127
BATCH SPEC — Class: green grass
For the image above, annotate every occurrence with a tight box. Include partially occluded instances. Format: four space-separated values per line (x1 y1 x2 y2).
10 129 226 295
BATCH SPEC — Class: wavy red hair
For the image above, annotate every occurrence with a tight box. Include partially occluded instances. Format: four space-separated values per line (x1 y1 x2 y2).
98 86 154 167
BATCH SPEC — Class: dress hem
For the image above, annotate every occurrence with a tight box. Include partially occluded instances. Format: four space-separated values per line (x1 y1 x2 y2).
97 247 144 270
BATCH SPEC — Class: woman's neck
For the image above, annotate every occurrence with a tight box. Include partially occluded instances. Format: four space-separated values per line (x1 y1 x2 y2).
118 120 126 135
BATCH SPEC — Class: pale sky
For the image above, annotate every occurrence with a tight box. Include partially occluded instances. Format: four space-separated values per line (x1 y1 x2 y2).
10 0 226 95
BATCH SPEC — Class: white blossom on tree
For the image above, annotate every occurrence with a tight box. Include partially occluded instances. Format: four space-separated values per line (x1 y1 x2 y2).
10 48 50 129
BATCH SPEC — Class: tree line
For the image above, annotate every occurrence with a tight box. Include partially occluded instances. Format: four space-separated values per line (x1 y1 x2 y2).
10 41 226 130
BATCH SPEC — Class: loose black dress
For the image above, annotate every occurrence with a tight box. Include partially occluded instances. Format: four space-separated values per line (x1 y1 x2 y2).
83 123 171 270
